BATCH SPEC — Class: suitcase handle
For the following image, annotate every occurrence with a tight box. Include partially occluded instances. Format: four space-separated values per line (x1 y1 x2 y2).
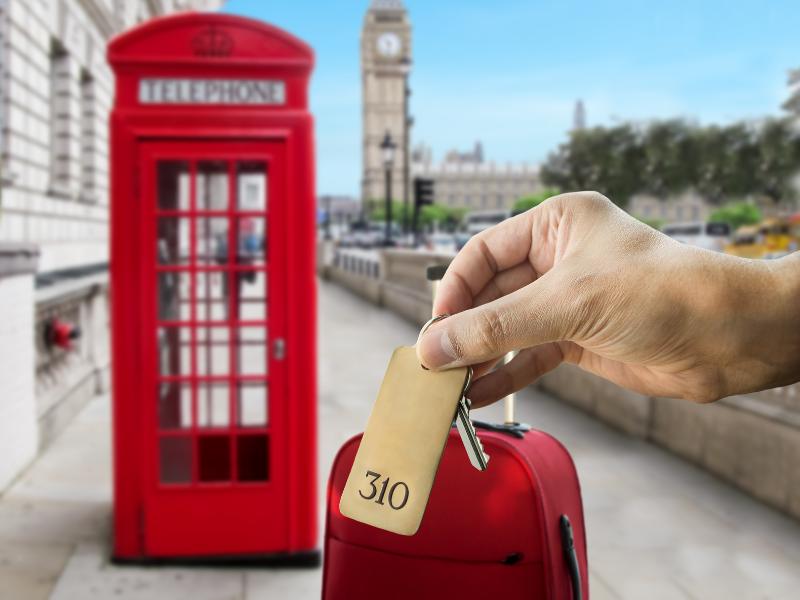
560 515 583 600
472 420 531 439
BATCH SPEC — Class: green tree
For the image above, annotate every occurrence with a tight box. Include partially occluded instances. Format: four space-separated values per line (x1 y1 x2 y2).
540 125 644 208
369 200 404 224
708 202 762 230
640 119 697 198
754 117 800 207
512 187 560 214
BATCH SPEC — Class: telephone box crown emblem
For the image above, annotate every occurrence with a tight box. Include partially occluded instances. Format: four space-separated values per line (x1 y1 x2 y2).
192 26 234 57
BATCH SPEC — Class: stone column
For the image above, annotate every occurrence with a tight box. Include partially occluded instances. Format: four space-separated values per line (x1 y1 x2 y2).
0 243 40 491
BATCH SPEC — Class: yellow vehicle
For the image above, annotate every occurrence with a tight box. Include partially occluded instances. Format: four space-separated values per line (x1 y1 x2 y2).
760 217 793 254
724 225 766 259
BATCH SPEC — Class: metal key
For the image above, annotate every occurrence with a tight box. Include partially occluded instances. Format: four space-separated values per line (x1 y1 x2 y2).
455 397 489 471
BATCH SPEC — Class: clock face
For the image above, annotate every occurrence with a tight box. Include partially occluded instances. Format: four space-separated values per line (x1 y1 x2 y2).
377 32 401 57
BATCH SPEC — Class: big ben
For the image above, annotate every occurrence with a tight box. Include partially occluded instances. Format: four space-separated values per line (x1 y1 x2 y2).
361 0 412 206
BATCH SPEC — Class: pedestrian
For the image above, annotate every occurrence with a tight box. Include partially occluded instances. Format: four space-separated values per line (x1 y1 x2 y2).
417 191 800 406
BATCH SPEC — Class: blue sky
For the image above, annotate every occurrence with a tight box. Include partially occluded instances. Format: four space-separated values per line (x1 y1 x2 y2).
224 0 800 196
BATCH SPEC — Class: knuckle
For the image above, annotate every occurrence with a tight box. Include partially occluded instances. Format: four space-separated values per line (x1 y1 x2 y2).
682 367 725 404
470 307 508 356
560 190 613 214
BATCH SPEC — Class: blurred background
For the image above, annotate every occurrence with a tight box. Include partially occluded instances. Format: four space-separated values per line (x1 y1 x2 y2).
0 0 799 598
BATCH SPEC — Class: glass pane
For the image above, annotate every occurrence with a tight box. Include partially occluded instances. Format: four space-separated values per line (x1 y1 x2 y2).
158 327 191 377
198 435 230 482
195 271 228 321
237 435 269 482
237 217 266 266
196 217 229 266
198 382 230 427
157 217 190 265
160 436 192 484
158 272 191 321
157 161 190 211
237 161 267 212
196 161 229 211
238 382 267 426
158 382 191 430
196 327 229 377
237 327 267 376
236 271 266 322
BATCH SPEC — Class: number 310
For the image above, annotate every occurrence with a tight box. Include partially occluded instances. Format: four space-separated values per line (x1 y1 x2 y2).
358 470 410 510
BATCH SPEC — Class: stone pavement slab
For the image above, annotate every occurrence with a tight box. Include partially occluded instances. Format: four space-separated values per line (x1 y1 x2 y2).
2 279 800 599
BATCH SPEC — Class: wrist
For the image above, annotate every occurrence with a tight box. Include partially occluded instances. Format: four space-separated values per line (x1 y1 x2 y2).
716 252 800 394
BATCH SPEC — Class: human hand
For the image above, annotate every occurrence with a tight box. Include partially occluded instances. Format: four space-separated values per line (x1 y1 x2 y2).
416 192 800 407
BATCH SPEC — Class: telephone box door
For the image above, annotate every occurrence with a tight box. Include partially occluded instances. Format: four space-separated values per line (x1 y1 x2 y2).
140 140 288 556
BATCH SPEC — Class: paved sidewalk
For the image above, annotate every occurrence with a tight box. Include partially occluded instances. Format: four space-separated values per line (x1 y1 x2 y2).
2 279 800 599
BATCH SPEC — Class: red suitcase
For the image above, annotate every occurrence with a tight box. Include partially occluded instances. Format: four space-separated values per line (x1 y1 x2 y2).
322 421 589 599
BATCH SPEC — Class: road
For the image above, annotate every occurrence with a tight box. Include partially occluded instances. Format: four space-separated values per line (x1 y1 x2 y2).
1 279 799 599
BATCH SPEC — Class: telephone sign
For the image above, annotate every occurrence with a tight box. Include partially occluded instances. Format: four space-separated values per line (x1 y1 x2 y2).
138 78 286 105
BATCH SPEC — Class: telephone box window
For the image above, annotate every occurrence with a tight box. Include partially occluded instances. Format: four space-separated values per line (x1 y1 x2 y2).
160 437 192 484
236 272 266 322
238 382 268 427
237 217 266 266
196 217 229 266
158 272 191 321
158 327 192 377
197 161 229 211
237 162 267 211
237 435 269 482
195 272 228 322
195 327 230 377
198 435 231 482
197 382 230 427
237 327 267 376
157 217 191 265
158 382 191 430
157 161 190 211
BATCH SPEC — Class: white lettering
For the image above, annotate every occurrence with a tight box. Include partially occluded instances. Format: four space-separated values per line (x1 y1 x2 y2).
138 79 287 105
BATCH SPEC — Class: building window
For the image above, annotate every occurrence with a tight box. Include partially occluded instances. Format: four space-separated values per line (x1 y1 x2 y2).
50 39 72 196
80 69 96 202
496 195 504 208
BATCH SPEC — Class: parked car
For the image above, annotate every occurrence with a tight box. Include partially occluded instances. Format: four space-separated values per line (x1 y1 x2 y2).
423 232 457 254
464 210 512 236
661 221 730 252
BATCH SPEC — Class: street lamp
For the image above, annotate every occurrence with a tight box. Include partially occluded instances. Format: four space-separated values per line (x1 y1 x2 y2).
400 57 412 236
380 130 397 246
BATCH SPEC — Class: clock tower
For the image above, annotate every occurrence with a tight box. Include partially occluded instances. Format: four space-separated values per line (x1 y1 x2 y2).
361 0 412 207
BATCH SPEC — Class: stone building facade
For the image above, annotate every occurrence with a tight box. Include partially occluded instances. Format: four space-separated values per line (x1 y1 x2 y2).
628 191 711 224
0 0 221 491
360 0 411 204
411 141 541 211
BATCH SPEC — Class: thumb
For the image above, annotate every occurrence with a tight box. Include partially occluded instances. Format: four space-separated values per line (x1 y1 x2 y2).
416 272 570 370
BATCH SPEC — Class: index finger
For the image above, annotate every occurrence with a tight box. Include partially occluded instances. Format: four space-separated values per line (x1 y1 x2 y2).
435 211 534 315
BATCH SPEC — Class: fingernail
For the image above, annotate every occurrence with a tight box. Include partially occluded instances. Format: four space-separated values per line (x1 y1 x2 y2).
419 328 458 369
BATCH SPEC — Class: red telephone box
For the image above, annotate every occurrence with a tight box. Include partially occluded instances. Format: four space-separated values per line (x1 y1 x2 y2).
107 13 317 563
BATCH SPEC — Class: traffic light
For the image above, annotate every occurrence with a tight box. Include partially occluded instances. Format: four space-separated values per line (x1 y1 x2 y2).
414 178 435 207
412 178 435 245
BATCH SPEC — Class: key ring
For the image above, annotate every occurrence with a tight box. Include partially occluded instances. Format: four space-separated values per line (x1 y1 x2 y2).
418 314 474 395
420 313 450 336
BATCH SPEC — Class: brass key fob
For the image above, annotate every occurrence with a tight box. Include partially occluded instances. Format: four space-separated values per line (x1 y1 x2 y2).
339 346 470 536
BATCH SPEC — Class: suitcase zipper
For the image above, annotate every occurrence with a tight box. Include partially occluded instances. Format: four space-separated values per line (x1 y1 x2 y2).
560 514 583 600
